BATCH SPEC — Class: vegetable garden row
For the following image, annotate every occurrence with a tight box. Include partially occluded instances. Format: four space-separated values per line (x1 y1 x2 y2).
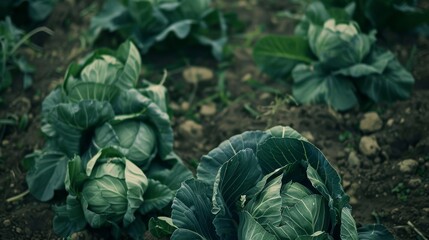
1 0 428 239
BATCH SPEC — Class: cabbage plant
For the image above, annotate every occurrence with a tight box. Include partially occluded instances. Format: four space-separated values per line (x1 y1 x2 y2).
53 148 192 239
26 41 178 201
253 3 414 111
89 0 228 60
154 126 394 239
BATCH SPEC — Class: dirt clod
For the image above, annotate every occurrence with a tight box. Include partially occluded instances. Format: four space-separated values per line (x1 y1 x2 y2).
398 159 419 173
359 136 380 156
347 151 361 168
178 120 203 138
359 112 383 133
200 103 217 117
407 178 422 189
301 131 315 142
3 219 11 226
183 66 214 84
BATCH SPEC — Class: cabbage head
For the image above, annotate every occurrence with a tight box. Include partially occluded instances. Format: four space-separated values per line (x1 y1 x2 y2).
53 149 147 236
308 19 375 70
163 126 394 239
92 120 158 168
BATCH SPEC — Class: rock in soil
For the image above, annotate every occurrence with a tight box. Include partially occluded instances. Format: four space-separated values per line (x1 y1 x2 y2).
183 66 214 84
301 131 315 142
408 178 422 189
178 120 203 138
347 151 361 168
359 112 383 133
3 219 11 226
398 159 419 174
359 136 380 156
200 103 217 117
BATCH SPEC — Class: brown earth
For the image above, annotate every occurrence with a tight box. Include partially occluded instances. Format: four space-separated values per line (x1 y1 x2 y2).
0 0 428 239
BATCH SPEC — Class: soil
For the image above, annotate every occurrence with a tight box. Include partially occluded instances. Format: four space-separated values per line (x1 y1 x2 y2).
1 0 428 239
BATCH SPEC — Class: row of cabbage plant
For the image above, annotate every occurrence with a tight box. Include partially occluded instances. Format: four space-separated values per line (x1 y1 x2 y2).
25 41 192 239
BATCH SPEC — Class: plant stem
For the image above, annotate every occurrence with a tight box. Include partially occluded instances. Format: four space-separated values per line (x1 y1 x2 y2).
6 190 29 203
10 27 54 54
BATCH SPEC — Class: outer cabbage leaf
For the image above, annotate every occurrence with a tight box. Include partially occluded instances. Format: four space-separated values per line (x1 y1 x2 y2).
357 55 415 103
197 130 269 185
26 151 69 201
171 179 218 240
139 179 174 214
53 195 87 237
212 149 263 239
253 35 314 78
341 207 359 240
333 49 395 78
47 100 115 156
292 63 358 111
357 224 395 240
146 160 193 191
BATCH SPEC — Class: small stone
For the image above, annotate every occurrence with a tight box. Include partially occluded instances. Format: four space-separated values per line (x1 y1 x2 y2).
241 73 252 81
342 180 351 189
16 227 22 233
359 136 380 156
386 118 394 127
359 112 383 133
178 120 203 138
301 131 315 142
169 102 180 112
3 219 11 226
180 101 190 112
259 93 271 101
200 103 217 117
183 66 213 84
398 159 419 173
408 178 422 189
336 150 346 159
2 140 10 145
390 208 400 215
405 107 411 114
349 196 358 205
347 151 361 168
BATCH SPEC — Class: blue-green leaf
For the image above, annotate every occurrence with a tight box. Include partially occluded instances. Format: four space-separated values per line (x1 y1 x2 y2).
112 89 173 159
197 130 269 185
26 151 69 201
268 195 329 239
341 207 359 240
139 179 174 214
245 174 283 227
116 40 141 89
53 195 87 237
149 216 177 238
212 149 263 239
357 224 394 240
171 179 218 240
238 211 276 240
357 57 414 103
292 63 358 111
48 100 115 156
253 35 314 78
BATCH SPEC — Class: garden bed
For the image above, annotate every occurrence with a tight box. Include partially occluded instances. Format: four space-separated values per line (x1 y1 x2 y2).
0 0 428 239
